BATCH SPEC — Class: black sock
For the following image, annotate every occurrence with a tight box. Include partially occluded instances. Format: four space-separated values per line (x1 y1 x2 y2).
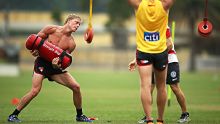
184 112 189 116
76 108 83 117
11 109 20 116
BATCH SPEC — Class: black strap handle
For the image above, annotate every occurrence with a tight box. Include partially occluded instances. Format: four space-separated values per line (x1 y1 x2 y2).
59 51 72 65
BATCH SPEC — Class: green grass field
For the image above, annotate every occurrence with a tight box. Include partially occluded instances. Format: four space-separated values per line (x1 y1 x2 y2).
0 70 220 124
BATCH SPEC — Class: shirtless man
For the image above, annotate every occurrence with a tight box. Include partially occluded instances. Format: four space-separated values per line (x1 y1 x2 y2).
8 14 92 123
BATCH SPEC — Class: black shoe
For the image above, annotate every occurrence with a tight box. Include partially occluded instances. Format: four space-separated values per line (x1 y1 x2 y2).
177 112 191 123
8 115 21 123
76 114 92 122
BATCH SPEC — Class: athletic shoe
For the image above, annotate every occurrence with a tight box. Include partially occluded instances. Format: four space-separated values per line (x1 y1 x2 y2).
156 119 164 124
138 116 154 124
138 116 147 123
177 112 191 123
76 114 92 122
146 120 154 124
8 115 21 123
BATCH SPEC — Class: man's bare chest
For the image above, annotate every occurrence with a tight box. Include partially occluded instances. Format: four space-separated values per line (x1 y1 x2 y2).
48 35 71 50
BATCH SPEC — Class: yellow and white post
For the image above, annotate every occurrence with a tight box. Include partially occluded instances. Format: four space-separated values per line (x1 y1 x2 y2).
167 21 175 107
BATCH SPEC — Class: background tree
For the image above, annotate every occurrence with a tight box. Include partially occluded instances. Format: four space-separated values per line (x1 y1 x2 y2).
106 0 133 50
169 0 220 72
51 0 63 24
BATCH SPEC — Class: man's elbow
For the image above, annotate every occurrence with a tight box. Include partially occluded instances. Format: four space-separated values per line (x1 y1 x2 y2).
167 0 175 7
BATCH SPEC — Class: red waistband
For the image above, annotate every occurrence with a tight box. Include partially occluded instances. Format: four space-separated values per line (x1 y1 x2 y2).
168 50 176 54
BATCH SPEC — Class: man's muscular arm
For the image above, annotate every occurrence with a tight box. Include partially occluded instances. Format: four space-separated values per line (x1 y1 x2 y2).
166 37 173 51
65 37 76 54
31 25 57 57
161 0 175 11
128 0 141 11
37 25 57 39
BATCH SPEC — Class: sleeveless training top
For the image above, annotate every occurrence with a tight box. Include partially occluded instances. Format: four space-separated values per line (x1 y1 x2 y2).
136 0 168 53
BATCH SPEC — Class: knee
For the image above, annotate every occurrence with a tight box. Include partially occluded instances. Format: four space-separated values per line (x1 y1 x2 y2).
70 83 81 93
155 86 166 95
156 83 166 91
170 84 179 93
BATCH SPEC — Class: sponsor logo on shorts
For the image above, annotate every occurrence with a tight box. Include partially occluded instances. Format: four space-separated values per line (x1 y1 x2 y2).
140 60 149 64
172 78 177 81
39 67 44 72
144 32 160 42
170 71 176 78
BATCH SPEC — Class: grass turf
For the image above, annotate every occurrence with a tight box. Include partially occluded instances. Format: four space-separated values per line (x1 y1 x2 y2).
0 70 220 124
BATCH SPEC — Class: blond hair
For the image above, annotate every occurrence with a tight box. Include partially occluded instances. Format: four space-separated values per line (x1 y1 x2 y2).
64 14 81 24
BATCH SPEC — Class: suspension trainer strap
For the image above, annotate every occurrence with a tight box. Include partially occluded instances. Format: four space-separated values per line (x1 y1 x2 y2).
88 0 93 28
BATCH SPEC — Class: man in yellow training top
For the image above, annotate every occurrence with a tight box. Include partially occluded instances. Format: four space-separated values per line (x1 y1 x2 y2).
128 0 174 124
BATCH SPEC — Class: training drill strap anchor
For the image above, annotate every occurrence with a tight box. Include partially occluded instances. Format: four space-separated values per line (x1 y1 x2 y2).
198 0 213 37
84 0 94 43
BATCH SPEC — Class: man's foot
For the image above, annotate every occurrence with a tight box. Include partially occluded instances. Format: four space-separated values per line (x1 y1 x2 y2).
177 112 191 123
76 114 92 122
138 116 147 124
8 115 21 123
146 120 154 124
156 119 164 124
137 116 154 124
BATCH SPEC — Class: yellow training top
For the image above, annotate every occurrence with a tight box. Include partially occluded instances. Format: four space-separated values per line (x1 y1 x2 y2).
136 0 168 53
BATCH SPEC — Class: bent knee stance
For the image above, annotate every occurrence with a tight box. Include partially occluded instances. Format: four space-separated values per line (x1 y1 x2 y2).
69 83 81 92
